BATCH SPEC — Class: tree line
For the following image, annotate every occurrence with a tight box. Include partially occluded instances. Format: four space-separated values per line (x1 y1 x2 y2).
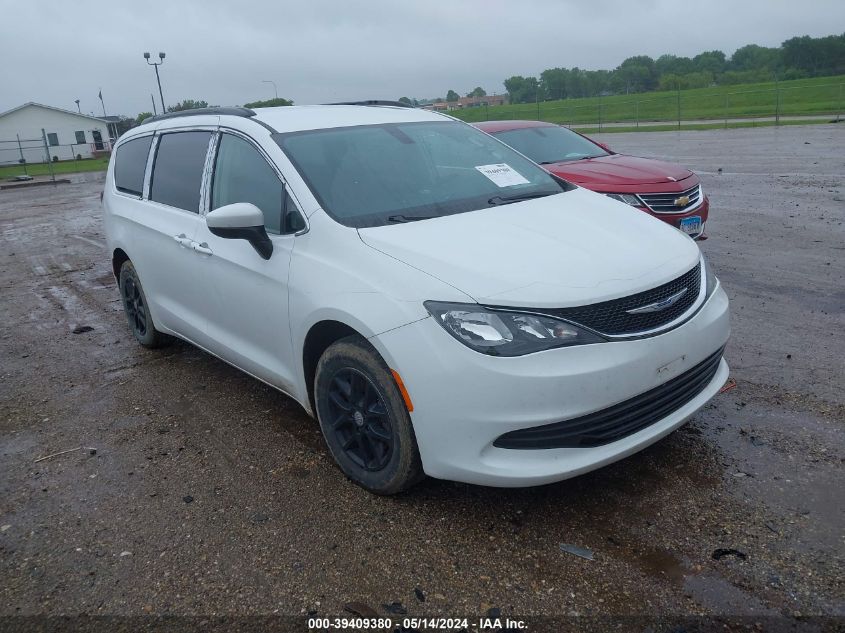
501 33 845 104
135 97 293 125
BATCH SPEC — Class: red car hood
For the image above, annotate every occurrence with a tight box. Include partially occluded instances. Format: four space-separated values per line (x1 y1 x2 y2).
546 154 693 187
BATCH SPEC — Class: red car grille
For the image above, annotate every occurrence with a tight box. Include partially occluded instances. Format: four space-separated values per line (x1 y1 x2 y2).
639 184 701 214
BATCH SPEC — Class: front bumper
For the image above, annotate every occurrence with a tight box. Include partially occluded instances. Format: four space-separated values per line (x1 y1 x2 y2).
371 284 730 487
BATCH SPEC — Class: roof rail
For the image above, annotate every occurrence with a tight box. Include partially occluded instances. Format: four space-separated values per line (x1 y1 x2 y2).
325 100 414 108
143 106 257 124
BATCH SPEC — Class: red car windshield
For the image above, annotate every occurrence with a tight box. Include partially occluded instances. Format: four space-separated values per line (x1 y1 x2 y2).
492 126 609 165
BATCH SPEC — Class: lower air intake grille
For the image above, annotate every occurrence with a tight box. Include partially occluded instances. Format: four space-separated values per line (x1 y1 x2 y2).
493 346 725 449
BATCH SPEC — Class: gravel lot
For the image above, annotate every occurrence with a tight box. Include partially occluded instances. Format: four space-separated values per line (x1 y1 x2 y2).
1 124 843 629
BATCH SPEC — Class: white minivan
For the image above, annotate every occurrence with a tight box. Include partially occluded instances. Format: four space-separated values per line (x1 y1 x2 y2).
103 103 730 494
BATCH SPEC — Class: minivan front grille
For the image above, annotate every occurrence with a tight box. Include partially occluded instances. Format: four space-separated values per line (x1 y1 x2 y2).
639 184 701 214
539 263 701 336
493 346 725 449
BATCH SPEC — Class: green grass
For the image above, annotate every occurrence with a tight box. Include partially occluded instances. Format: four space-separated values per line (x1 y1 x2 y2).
450 75 845 127
0 157 109 180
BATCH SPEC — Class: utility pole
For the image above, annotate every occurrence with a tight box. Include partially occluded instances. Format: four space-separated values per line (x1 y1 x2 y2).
598 93 602 131
16 134 27 176
676 82 681 130
262 80 278 100
144 51 167 113
150 94 157 116
41 129 55 183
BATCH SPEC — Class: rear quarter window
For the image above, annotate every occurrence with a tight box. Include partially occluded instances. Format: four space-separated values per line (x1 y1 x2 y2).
150 131 212 212
114 136 153 196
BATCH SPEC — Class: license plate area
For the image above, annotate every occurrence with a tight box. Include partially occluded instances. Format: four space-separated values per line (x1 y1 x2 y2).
679 216 702 235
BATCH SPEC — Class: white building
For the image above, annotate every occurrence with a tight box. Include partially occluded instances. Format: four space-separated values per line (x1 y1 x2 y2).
0 102 116 167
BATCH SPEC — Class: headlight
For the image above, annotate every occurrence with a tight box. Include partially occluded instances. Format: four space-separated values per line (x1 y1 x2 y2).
605 193 643 207
702 254 718 298
424 301 605 356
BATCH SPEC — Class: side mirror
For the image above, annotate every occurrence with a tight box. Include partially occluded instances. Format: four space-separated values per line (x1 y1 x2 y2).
206 203 273 260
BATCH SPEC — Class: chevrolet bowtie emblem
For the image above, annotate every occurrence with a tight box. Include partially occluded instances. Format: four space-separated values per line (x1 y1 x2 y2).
626 288 688 314
674 195 690 207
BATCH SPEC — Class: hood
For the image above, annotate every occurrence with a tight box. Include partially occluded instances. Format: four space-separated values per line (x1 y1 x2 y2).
546 154 693 188
357 188 700 308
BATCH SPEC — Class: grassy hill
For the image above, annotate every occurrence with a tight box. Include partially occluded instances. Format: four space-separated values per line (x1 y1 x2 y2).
449 75 845 127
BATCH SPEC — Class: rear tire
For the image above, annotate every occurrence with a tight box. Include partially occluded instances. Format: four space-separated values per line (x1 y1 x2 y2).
315 335 424 495
119 260 172 349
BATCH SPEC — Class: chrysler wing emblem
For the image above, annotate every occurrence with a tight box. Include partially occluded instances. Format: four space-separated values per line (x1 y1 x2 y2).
626 288 688 314
674 195 690 207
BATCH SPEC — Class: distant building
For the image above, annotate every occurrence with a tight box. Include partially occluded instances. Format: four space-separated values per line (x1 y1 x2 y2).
422 94 510 112
0 102 115 166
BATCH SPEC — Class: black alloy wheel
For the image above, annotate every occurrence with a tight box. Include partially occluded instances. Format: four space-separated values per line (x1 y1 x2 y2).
325 368 393 471
314 335 423 494
118 260 172 348
122 274 147 338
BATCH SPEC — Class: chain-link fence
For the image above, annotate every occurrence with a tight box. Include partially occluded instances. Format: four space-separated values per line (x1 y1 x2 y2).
0 128 113 182
0 131 53 181
453 82 845 131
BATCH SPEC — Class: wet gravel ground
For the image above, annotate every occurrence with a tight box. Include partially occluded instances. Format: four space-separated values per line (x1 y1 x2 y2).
0 125 843 627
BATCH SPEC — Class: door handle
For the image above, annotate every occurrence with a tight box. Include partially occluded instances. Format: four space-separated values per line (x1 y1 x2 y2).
193 242 213 256
173 234 192 248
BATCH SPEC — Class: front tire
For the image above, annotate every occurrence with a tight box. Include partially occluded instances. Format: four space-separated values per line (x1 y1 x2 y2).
315 336 423 495
118 260 172 348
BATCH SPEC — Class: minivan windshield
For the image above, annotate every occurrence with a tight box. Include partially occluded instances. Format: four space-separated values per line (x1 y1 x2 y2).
491 125 609 165
274 121 568 228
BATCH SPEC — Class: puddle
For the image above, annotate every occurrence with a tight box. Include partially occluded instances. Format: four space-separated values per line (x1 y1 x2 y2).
703 402 844 550
637 548 687 585
683 574 776 615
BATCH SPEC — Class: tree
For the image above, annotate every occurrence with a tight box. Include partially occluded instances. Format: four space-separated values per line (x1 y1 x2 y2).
730 44 780 72
540 68 568 100
398 96 412 105
655 54 694 76
167 99 210 113
615 55 658 93
136 112 153 124
243 97 294 108
781 33 845 77
692 50 727 75
446 89 460 102
503 76 540 104
468 86 487 98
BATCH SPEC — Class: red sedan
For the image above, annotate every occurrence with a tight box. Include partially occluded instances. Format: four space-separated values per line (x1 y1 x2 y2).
474 120 709 239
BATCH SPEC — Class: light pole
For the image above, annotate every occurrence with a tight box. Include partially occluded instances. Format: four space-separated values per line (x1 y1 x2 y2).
144 51 166 113
262 80 278 100
74 99 81 113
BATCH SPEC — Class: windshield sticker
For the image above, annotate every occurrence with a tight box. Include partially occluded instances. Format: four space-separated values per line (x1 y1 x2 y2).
475 163 530 187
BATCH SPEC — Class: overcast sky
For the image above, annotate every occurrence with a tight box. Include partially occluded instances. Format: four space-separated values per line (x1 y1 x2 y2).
2 0 843 118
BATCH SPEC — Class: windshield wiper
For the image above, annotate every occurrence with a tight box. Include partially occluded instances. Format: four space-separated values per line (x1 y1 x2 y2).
488 191 556 206
387 214 437 223
540 156 594 164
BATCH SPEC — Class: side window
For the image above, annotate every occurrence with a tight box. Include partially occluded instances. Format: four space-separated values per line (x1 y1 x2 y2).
75 131 86 144
211 134 291 234
114 135 153 196
47 133 59 146
150 131 212 213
